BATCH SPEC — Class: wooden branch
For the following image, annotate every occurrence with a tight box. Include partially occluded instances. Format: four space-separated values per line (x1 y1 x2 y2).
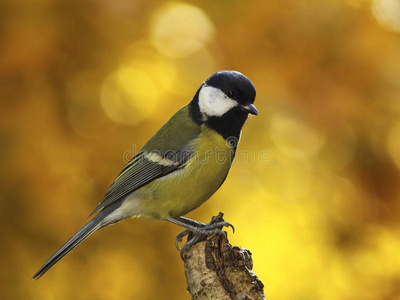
181 231 265 300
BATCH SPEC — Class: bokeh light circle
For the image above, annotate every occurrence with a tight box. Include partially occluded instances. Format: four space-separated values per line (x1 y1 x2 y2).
373 0 400 32
150 2 215 58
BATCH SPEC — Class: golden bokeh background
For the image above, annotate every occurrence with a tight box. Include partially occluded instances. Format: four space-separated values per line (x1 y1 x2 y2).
1 0 400 299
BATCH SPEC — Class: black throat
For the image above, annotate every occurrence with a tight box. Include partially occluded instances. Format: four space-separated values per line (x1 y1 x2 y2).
206 111 248 143
189 90 248 144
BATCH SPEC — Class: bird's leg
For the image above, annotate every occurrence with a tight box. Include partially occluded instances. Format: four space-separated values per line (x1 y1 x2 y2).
166 212 234 254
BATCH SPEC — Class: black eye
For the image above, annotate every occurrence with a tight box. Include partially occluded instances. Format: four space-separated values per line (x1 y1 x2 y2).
227 90 235 98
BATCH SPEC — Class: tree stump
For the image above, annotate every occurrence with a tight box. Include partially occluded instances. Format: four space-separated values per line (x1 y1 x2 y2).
181 231 265 300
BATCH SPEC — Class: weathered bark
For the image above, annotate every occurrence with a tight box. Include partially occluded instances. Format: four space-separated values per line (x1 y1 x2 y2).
181 232 265 300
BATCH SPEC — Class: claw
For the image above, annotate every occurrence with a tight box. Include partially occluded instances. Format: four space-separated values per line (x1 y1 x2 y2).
175 229 190 250
226 222 235 234
199 221 234 232
174 213 235 256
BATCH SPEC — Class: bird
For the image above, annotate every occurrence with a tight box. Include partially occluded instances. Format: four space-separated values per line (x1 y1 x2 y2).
32 70 258 279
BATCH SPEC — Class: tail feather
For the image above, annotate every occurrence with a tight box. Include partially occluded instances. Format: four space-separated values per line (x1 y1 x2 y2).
32 216 103 280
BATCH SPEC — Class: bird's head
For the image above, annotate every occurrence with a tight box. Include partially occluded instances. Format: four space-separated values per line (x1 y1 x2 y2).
189 70 257 141
196 70 258 118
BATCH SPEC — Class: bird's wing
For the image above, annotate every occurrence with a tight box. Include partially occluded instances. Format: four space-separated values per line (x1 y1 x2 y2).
90 106 200 216
90 150 190 216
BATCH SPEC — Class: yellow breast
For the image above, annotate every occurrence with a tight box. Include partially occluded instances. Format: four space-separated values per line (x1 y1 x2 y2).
137 126 235 219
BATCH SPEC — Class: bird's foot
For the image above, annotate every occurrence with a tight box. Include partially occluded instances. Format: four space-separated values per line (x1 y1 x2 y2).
174 212 234 256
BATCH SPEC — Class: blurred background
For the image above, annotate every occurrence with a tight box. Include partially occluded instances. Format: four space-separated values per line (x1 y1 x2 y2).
1 0 400 299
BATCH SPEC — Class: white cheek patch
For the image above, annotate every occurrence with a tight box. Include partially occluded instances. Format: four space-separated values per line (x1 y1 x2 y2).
198 85 238 117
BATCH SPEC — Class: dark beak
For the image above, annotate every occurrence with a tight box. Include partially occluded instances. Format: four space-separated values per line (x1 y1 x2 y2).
240 103 259 115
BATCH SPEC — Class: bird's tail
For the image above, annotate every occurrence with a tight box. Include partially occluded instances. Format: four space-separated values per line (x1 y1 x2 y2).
32 213 104 280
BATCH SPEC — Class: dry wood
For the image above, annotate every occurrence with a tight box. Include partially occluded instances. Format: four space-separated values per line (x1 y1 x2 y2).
181 231 265 300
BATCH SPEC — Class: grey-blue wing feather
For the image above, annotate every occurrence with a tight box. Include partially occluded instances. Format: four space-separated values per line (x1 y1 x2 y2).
90 152 186 216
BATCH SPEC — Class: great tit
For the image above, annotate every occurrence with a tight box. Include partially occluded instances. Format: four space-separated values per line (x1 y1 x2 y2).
33 70 258 279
